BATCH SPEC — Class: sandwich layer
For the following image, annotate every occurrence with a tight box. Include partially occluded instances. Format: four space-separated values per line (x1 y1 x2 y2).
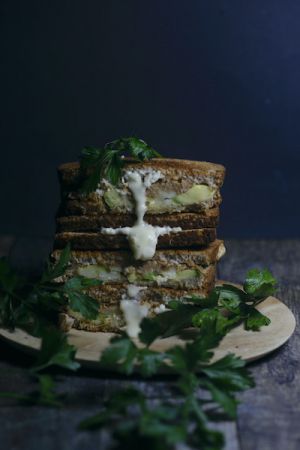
56 209 219 232
59 283 216 333
59 189 222 216
84 283 215 305
52 240 224 289
54 228 217 251
58 159 225 216
58 158 226 189
53 258 216 290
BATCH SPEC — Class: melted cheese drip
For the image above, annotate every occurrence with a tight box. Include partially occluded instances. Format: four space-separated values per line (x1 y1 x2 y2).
126 284 146 298
102 170 181 260
154 304 166 314
120 284 148 338
120 301 148 338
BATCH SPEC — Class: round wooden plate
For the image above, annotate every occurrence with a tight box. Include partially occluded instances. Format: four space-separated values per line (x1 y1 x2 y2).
0 294 296 370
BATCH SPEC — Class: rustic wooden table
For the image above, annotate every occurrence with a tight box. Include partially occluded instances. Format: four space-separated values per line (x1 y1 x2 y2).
0 236 299 450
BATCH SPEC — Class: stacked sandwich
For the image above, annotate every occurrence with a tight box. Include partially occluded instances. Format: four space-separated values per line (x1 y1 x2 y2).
53 158 226 336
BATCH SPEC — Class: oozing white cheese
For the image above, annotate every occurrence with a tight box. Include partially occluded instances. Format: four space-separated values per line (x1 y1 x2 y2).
101 170 181 260
154 304 166 314
154 269 177 285
126 284 146 298
120 284 148 338
102 223 180 260
120 300 148 338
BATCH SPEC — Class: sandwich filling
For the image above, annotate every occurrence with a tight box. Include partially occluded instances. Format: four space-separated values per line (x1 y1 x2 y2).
102 183 216 213
77 264 207 289
101 170 181 260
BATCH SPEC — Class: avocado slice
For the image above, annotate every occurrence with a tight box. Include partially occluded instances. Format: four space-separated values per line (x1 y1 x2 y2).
78 265 122 282
78 265 105 278
142 272 157 281
173 185 215 206
127 272 137 283
175 269 200 281
142 269 199 283
103 188 123 209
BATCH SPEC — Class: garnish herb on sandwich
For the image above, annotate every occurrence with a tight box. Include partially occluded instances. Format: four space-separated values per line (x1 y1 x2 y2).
79 137 161 193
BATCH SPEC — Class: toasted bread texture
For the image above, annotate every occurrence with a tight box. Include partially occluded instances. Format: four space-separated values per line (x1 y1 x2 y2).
57 158 225 216
56 209 219 232
54 228 216 251
58 158 226 189
52 240 224 268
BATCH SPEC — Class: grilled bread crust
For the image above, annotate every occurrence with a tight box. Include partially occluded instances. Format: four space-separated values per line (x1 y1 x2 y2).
56 209 219 232
58 158 226 189
52 239 224 269
54 228 216 251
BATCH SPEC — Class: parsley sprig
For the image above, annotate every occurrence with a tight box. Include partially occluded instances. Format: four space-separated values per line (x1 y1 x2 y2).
79 268 276 449
137 268 276 344
0 245 102 371
0 244 101 337
0 374 64 407
80 137 162 193
0 255 277 449
80 317 255 449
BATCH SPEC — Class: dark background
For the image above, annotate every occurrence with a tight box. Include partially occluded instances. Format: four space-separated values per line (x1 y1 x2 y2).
1 1 299 239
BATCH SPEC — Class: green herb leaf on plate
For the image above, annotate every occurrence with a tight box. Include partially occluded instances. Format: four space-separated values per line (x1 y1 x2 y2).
243 268 277 299
32 328 80 372
100 335 137 375
245 308 271 331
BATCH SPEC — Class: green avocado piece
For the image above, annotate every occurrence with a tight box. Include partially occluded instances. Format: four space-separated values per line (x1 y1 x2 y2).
78 265 122 282
127 272 137 283
175 269 200 281
173 185 215 206
146 198 165 213
77 265 106 278
142 272 157 281
103 188 123 209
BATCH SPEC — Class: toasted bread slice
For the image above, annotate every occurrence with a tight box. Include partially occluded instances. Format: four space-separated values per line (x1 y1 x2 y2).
56 209 219 232
54 228 216 251
52 240 224 269
58 158 225 216
58 158 226 189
